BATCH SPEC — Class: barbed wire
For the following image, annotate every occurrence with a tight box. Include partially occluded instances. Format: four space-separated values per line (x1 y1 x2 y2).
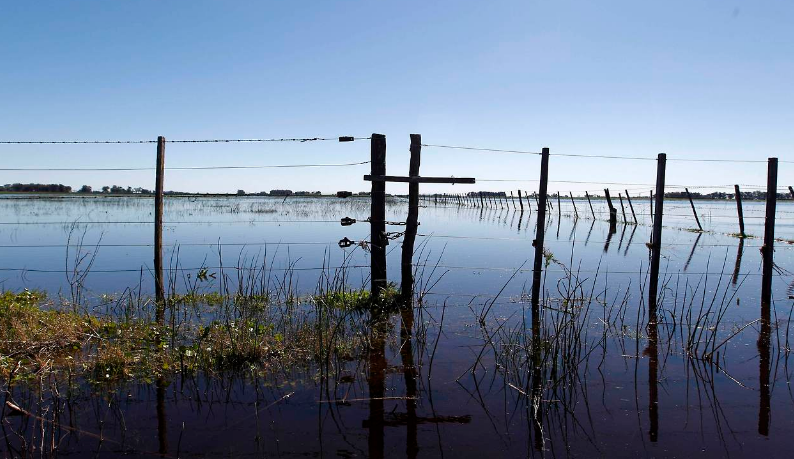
0 136 369 145
0 161 370 172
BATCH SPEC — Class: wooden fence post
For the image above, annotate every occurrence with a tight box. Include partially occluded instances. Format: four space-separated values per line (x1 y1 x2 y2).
518 190 525 212
585 191 595 219
154 136 166 324
734 185 745 238
531 148 550 311
788 185 793 199
624 190 638 224
370 134 387 297
401 135 421 300
648 154 667 309
604 188 617 228
761 158 778 311
479 192 484 207
685 188 703 231
618 193 627 223
569 192 578 219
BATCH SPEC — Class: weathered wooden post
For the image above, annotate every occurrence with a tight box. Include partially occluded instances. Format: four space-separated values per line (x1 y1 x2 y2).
517 190 525 212
618 193 627 223
648 154 667 309
569 192 578 219
685 188 703 231
623 190 637 224
401 135 421 300
760 158 778 311
604 188 617 229
585 191 595 219
531 148 550 311
788 185 793 199
154 136 166 324
479 191 484 207
734 185 745 238
370 134 388 297
525 190 532 214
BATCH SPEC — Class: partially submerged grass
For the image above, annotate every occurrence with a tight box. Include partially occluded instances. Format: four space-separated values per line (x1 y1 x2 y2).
0 285 401 385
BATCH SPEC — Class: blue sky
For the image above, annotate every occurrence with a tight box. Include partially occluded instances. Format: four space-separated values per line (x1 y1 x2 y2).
1 1 792 194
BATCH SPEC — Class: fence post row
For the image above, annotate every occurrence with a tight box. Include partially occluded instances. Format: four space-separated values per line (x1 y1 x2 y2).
648 153 667 310
401 135 421 300
370 134 388 297
154 136 166 325
531 148 550 312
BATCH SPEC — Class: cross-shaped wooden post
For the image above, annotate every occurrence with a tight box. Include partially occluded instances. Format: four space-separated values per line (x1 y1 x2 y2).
364 133 475 297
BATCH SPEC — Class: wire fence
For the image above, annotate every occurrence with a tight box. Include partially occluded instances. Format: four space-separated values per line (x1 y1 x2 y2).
0 134 792 300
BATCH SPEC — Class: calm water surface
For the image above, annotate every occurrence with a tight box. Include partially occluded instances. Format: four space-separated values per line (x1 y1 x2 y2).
1 195 793 457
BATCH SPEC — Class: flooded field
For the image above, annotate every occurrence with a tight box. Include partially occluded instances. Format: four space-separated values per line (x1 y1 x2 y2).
1 194 793 457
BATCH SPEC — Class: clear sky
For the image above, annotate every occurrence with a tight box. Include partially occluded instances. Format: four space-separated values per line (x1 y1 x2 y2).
1 1 792 195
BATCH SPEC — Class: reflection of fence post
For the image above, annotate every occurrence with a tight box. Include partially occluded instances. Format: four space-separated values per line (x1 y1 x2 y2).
734 185 745 238
685 188 703 231
401 135 421 300
648 154 667 309
154 136 166 324
761 158 778 310
370 134 387 297
531 148 550 310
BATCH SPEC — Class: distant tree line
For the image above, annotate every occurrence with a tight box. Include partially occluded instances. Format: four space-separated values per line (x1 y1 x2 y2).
1 183 72 193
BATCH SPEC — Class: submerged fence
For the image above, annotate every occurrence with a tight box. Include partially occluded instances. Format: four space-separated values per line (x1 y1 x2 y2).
1 133 792 316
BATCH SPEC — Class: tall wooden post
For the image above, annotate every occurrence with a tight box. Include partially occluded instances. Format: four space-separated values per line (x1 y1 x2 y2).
788 185 793 199
618 193 627 223
648 154 667 309
479 192 484 207
734 185 745 238
585 191 595 219
525 190 532 214
685 188 703 231
623 190 638 224
760 158 778 311
370 134 387 297
154 136 166 323
401 135 421 300
518 190 525 212
569 192 578 219
604 188 617 228
531 148 550 311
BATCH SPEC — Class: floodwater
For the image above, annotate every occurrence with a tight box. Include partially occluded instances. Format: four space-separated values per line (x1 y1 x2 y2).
2 194 794 457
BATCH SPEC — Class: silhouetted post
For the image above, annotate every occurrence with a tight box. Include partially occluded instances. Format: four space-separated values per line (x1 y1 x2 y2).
517 190 525 212
648 154 667 309
618 193 627 222
531 148 550 311
625 190 638 224
569 192 578 218
685 188 703 231
604 188 617 229
370 134 387 297
525 190 532 214
585 191 595 219
761 158 778 311
479 192 484 207
789 185 794 199
154 136 165 324
510 191 517 209
734 185 745 238
401 135 421 300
